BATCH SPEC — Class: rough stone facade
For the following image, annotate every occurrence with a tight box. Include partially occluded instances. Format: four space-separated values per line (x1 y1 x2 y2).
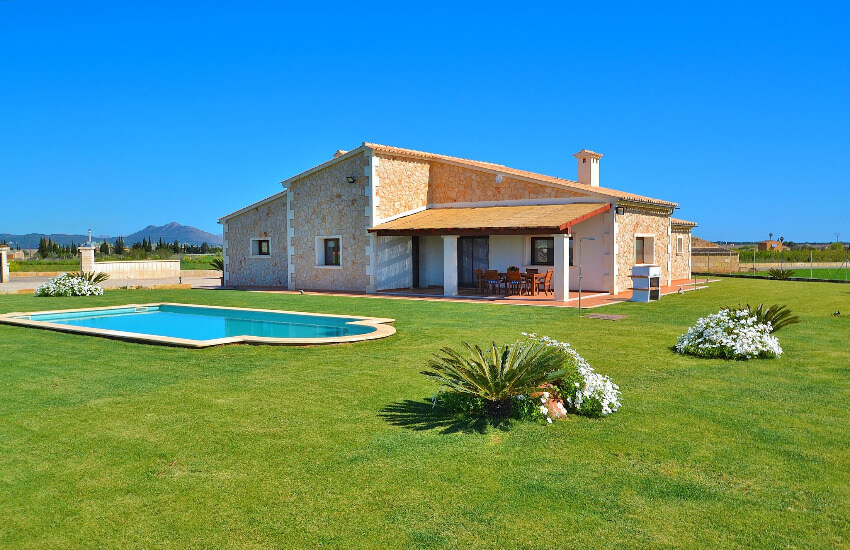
224 193 288 286
615 208 672 292
222 145 693 295
428 162 589 204
290 152 371 291
375 154 430 220
671 229 692 280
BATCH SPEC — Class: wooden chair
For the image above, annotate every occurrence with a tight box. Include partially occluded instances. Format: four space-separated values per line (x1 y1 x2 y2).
505 270 525 295
474 268 485 293
539 270 553 295
484 270 502 294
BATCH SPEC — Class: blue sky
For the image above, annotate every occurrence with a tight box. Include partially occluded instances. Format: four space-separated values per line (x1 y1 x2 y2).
2 1 848 242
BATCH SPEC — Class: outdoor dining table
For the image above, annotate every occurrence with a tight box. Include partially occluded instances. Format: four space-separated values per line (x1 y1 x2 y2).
497 272 546 296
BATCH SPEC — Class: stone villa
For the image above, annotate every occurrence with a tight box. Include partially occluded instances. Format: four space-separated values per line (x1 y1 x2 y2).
219 143 696 301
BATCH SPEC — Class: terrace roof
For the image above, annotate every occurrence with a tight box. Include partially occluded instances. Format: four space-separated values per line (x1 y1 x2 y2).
368 203 610 236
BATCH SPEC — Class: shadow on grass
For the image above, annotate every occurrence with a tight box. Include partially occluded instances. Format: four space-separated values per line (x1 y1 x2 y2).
378 399 511 434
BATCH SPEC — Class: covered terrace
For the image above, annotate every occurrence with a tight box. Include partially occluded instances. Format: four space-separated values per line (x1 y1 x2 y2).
368 202 612 302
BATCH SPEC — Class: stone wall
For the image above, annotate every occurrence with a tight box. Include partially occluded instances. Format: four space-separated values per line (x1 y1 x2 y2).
615 208 672 292
671 229 692 280
374 154 430 220
290 152 371 291
93 259 181 280
692 252 740 273
223 193 288 286
427 162 590 204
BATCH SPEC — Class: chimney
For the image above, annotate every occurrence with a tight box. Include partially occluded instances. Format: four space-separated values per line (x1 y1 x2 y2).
573 149 603 187
333 149 348 159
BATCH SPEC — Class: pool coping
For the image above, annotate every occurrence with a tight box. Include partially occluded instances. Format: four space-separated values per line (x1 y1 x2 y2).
0 303 396 348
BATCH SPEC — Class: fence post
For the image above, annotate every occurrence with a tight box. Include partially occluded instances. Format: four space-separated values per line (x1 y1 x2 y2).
0 245 9 284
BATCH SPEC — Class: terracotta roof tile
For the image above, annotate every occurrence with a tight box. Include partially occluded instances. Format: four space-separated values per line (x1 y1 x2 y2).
369 203 610 234
363 142 676 207
671 218 697 227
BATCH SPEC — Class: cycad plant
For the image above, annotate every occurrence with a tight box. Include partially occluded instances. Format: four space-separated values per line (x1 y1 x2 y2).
69 271 109 284
767 268 795 280
210 258 224 271
725 303 800 333
423 340 570 419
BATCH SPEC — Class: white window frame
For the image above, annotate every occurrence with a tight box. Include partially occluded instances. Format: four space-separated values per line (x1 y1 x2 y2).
315 235 343 269
676 235 684 255
249 238 272 259
634 234 656 265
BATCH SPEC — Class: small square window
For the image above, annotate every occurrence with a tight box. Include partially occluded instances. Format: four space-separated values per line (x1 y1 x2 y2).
531 237 554 266
251 239 270 256
323 238 340 266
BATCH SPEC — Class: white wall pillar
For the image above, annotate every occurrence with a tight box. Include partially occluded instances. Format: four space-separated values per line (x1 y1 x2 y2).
552 234 571 302
442 235 458 296
78 245 96 273
0 246 9 283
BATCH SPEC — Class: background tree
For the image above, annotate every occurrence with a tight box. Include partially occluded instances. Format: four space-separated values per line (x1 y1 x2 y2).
114 237 126 255
99 241 110 254
200 242 210 254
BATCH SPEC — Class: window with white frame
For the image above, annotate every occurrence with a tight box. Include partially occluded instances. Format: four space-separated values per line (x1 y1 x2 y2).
676 235 684 254
635 235 655 264
250 238 271 257
315 236 342 267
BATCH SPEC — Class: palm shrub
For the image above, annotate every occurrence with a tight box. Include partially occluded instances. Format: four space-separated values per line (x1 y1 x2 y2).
423 340 570 419
210 258 224 271
768 268 795 280
725 303 800 333
69 271 110 284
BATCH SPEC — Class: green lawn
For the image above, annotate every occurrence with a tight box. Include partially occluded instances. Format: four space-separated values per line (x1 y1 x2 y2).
716 268 850 282
1 279 848 548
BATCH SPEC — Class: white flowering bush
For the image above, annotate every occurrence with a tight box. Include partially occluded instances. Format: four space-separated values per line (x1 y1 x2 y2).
675 308 782 360
35 273 104 297
523 333 622 417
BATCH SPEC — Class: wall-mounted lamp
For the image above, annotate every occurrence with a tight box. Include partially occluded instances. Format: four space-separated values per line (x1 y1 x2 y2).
346 176 357 183
495 174 503 183
615 206 626 215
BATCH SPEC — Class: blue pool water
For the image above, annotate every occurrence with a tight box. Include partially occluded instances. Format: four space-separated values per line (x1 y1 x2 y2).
23 305 375 341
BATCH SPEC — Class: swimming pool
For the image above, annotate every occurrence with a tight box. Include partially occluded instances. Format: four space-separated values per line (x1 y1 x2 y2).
0 304 395 347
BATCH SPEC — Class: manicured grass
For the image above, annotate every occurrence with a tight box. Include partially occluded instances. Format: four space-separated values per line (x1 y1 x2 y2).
720 268 850 281
1 279 848 548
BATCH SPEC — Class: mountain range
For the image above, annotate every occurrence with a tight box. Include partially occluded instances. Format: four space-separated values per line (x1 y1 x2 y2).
0 222 222 248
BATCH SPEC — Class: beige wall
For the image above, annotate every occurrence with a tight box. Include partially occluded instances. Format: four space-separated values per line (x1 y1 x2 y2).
615 208 673 292
375 154 430 220
671 229 692 280
223 193 288 286
428 162 590 204
290 152 371 291
92 259 181 280
692 253 740 273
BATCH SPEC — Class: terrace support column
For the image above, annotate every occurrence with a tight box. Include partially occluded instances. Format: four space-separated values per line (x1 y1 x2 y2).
442 235 458 296
79 245 96 273
552 234 570 302
0 245 9 284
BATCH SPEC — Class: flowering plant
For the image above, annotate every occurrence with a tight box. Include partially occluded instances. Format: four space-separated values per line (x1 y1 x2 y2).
674 309 782 360
35 273 104 297
524 333 622 417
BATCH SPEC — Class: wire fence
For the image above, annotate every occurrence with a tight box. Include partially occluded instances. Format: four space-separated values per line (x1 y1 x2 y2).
694 250 850 282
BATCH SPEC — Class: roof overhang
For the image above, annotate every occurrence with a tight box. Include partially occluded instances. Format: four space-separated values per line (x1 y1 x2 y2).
368 203 611 236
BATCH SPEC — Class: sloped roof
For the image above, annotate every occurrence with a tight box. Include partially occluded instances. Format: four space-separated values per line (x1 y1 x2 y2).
671 218 697 227
363 143 677 208
692 236 738 254
369 203 610 235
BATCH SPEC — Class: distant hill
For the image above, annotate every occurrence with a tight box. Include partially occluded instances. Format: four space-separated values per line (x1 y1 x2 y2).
125 223 222 246
0 222 222 248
